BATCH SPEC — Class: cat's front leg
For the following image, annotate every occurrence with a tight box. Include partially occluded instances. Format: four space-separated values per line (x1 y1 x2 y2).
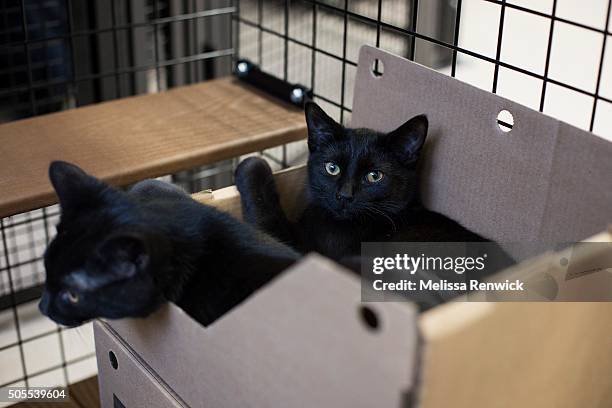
176 207 301 326
234 157 295 244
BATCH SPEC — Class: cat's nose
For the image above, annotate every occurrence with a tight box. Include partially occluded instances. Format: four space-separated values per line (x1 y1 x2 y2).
336 190 354 202
337 182 354 201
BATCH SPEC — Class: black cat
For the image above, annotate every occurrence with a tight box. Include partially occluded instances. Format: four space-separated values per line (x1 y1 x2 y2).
40 161 299 327
235 102 512 265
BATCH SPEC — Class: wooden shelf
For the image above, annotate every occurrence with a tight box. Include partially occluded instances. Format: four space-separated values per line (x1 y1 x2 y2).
0 77 307 218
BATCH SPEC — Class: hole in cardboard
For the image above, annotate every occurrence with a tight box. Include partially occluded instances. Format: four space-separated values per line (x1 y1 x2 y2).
371 59 384 78
359 305 380 331
109 350 118 370
497 110 514 132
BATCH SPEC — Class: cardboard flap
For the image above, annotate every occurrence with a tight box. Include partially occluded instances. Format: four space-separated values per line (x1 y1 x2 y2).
108 255 418 408
95 322 185 407
193 164 308 221
418 302 612 408
352 46 612 258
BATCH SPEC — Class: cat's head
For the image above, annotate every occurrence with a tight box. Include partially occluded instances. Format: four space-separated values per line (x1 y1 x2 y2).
305 102 428 220
40 161 167 327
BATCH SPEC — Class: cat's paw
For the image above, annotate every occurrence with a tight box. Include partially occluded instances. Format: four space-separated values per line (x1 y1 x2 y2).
235 157 274 194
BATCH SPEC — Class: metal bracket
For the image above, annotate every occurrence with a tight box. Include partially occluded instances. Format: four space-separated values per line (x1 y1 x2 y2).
234 59 312 108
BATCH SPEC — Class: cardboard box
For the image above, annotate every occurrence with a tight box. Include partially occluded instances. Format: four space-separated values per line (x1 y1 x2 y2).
95 46 612 407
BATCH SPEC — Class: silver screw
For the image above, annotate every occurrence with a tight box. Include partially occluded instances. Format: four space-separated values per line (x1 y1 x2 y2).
290 87 304 104
236 62 249 74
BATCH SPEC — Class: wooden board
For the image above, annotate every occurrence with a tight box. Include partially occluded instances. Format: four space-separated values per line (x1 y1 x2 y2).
68 377 100 408
11 400 80 408
0 78 307 218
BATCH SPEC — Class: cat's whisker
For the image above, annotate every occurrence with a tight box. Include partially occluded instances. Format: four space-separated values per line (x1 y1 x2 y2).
360 205 397 233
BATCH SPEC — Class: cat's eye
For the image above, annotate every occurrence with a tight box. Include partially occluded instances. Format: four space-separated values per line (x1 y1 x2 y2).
366 170 384 183
65 290 79 304
325 162 341 176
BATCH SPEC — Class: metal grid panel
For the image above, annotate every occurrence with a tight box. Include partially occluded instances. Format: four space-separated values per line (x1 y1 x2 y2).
0 0 236 391
235 0 612 134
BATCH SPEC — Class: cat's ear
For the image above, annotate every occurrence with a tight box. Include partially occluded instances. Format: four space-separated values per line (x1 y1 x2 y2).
385 114 428 164
305 102 343 152
49 161 110 212
70 235 149 291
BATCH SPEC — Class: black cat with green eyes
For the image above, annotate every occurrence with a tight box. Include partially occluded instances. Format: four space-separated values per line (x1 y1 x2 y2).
236 102 506 261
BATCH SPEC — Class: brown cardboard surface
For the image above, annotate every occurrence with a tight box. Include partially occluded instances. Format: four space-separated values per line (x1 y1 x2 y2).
352 46 612 259
418 302 612 408
108 255 418 408
192 164 308 220
94 321 185 407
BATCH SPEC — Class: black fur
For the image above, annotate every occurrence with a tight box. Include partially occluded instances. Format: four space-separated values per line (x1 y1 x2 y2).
236 102 512 263
40 162 299 327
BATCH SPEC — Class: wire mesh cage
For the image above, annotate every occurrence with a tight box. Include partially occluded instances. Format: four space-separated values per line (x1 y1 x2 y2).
0 0 610 396
0 0 239 392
